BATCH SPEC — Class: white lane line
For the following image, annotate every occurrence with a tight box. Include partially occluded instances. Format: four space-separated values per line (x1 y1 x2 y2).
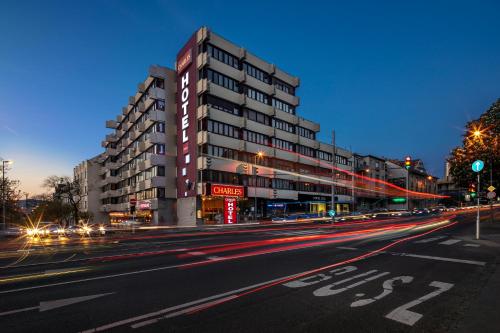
0 263 183 295
80 272 300 332
336 246 358 251
439 239 461 245
414 236 447 244
464 243 480 247
396 253 485 266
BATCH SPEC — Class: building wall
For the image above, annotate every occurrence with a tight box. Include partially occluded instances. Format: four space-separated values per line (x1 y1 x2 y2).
74 155 106 223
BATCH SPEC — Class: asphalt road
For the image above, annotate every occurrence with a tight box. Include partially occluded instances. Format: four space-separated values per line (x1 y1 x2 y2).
0 211 498 333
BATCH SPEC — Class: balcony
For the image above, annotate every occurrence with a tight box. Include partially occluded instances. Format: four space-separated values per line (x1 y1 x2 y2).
149 132 166 144
148 86 165 100
298 117 320 133
106 134 118 142
101 176 120 186
144 176 166 189
101 140 108 148
105 147 118 156
106 120 118 129
122 169 132 178
138 140 153 152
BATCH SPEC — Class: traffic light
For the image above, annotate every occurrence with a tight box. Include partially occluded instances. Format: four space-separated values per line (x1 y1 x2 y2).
404 156 411 170
469 183 477 198
206 157 212 169
253 166 259 175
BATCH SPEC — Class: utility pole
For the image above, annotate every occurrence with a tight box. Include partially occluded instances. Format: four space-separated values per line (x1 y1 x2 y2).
476 173 480 240
331 130 336 223
350 146 355 213
2 161 5 231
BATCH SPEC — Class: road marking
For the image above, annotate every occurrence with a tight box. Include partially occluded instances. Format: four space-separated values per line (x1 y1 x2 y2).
283 266 357 288
414 236 447 243
0 293 114 316
439 239 461 245
80 272 301 332
314 271 390 297
394 253 485 266
464 243 480 247
385 281 454 326
351 276 413 307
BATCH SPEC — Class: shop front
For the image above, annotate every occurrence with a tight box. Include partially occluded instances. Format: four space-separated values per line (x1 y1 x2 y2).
200 183 248 224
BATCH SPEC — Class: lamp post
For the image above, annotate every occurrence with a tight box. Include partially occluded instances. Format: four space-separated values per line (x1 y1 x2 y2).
253 151 264 222
2 160 13 230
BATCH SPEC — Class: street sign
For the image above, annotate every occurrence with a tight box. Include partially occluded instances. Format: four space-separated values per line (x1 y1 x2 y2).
129 198 137 206
488 186 496 192
472 160 484 172
328 210 336 217
487 192 496 199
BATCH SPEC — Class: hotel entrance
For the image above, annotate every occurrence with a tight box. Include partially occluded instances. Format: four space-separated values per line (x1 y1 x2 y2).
200 183 247 224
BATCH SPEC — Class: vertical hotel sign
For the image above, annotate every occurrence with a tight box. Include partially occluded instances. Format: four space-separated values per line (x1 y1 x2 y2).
176 36 198 197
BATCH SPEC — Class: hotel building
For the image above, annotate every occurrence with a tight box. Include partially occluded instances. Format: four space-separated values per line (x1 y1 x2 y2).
95 27 354 226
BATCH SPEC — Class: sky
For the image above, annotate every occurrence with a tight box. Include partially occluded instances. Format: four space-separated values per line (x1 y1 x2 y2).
1 0 499 195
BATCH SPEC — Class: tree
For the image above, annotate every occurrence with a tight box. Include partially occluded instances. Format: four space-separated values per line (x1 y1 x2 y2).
43 175 83 225
0 164 23 225
448 99 500 190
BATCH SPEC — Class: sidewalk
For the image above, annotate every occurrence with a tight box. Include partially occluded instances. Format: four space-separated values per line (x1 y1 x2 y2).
454 217 500 333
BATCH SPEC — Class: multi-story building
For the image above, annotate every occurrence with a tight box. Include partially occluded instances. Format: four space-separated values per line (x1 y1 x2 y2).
386 159 438 210
437 161 466 206
74 155 106 223
176 27 353 225
100 66 177 224
354 154 388 210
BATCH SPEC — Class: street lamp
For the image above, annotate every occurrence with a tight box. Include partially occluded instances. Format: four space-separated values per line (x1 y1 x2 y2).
253 151 264 222
2 159 13 230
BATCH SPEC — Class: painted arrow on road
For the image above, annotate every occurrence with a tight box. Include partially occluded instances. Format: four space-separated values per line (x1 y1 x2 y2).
0 292 114 316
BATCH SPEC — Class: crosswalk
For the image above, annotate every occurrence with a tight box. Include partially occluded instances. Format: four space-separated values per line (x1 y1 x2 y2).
414 236 480 248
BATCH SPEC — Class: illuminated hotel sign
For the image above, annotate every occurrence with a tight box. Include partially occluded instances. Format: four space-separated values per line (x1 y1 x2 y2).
176 36 198 198
210 184 245 198
224 197 237 224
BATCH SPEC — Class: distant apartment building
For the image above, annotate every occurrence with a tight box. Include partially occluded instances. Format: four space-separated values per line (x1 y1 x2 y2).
73 155 106 223
437 161 466 206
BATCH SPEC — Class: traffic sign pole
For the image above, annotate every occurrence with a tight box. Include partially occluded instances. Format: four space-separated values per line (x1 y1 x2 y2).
472 160 484 240
476 173 480 240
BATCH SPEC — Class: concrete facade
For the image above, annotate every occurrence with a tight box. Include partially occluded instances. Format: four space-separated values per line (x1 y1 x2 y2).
73 155 106 223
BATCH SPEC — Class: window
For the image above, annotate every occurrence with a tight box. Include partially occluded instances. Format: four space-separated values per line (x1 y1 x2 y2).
297 126 315 140
317 151 332 162
153 78 164 89
207 69 239 93
245 87 269 104
272 118 295 133
206 144 238 160
272 178 294 190
274 78 295 95
207 44 239 69
244 109 270 126
206 95 240 116
154 144 165 155
297 144 315 157
336 155 348 165
272 138 294 151
243 130 269 145
155 122 165 133
243 63 270 83
272 98 294 114
207 120 240 139
155 99 165 111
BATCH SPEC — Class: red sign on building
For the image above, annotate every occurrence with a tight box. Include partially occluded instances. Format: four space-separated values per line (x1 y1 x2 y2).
176 34 198 198
210 184 245 198
224 197 237 224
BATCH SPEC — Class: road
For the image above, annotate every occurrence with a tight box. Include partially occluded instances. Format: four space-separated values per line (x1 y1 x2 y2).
0 210 499 332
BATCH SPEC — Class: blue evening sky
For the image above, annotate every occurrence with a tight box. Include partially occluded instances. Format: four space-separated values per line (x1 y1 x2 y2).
1 0 499 194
